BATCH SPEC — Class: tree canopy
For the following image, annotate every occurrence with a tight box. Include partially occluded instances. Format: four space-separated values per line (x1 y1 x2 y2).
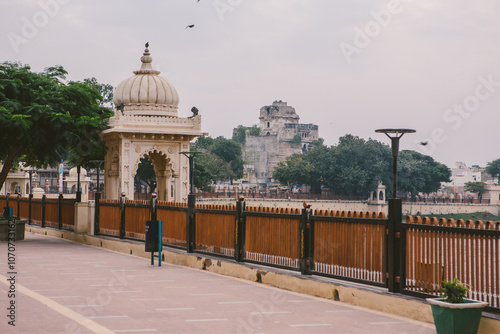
232 124 261 145
486 158 500 184
464 181 487 196
273 134 451 197
0 61 113 191
398 150 451 196
192 136 244 189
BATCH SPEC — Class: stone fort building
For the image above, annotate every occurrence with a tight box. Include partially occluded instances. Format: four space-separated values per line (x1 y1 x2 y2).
234 100 319 186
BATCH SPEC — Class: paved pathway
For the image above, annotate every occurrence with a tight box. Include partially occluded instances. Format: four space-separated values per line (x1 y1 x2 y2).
1 232 435 333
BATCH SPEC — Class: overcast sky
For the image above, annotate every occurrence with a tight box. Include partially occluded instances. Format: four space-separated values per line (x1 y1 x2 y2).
1 0 499 168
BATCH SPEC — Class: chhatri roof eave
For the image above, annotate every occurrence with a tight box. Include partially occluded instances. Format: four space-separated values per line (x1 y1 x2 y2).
101 127 207 137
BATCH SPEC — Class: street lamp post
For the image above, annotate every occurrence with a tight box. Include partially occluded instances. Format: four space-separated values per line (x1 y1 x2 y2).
76 165 81 202
180 151 202 253
90 160 106 195
27 168 36 225
375 128 415 294
375 129 415 199
90 160 106 235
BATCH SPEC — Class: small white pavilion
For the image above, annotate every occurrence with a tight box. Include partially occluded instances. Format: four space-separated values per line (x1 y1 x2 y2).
102 45 205 202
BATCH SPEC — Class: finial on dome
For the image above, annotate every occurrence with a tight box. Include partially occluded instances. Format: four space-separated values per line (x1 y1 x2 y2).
133 42 160 75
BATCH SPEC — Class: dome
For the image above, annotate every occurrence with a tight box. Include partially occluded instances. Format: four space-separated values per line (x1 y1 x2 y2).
113 45 179 117
69 167 87 177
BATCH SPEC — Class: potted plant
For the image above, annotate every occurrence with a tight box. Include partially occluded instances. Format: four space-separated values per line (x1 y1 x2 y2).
427 278 488 334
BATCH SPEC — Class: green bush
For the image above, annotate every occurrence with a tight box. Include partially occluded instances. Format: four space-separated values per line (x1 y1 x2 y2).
442 278 469 303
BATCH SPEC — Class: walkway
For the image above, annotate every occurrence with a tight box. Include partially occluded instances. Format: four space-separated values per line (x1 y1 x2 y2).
1 232 435 333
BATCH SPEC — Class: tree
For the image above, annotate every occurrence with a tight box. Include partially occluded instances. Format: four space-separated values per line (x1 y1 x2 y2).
232 126 247 145
233 125 261 145
134 157 157 194
311 138 324 146
209 137 244 182
273 153 313 187
398 150 451 198
290 134 302 148
83 77 114 108
0 62 112 191
486 158 500 184
272 134 450 198
248 125 261 136
464 181 487 200
192 136 245 188
193 153 226 191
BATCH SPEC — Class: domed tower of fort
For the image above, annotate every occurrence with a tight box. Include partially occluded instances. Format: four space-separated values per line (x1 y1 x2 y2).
236 100 319 185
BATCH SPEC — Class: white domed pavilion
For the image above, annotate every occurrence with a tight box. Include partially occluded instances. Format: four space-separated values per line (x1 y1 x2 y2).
102 44 205 202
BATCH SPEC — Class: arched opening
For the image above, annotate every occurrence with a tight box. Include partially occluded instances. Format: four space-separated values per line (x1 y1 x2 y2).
10 182 19 194
372 192 376 200
134 150 175 201
379 190 384 201
267 122 270 128
134 156 157 200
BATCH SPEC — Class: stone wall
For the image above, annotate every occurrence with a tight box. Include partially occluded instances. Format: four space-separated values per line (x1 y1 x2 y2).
197 198 500 216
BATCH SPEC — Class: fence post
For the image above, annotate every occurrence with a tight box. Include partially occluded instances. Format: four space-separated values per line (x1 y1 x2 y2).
299 202 314 275
234 196 246 262
186 194 196 253
387 198 403 293
119 193 126 239
94 192 100 235
41 194 46 228
28 193 32 225
58 193 63 229
17 194 20 219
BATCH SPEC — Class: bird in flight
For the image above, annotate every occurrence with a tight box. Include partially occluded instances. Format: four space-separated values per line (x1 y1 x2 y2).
419 141 429 146
186 24 195 29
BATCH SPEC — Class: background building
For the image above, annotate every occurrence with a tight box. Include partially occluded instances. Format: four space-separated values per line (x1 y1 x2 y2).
235 100 319 186
442 161 497 197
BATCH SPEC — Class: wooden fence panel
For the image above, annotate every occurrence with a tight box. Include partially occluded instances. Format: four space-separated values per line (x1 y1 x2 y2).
19 199 29 220
244 207 300 268
124 201 150 240
405 216 500 310
61 200 75 230
11 198 18 217
313 210 386 284
30 200 42 225
157 206 187 248
44 199 59 228
99 200 120 236
195 205 236 257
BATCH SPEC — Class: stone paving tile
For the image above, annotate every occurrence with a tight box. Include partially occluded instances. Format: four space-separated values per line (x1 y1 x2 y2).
1 233 435 333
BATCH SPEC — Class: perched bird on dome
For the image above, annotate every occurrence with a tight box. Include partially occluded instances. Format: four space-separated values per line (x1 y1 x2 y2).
145 42 149 48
